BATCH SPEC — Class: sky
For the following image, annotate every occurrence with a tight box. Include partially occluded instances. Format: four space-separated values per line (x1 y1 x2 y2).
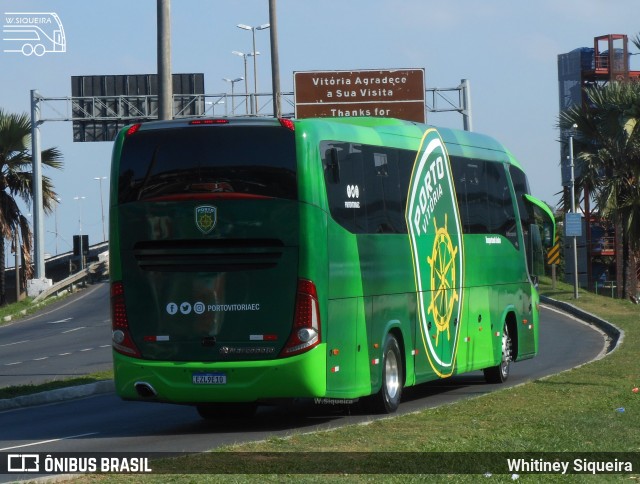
1 0 639 261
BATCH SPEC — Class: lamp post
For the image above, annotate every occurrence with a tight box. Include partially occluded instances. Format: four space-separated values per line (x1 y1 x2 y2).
94 177 107 242
237 23 270 114
222 77 243 115
569 124 579 299
205 99 225 116
232 51 259 114
74 196 86 270
54 197 61 255
73 196 86 234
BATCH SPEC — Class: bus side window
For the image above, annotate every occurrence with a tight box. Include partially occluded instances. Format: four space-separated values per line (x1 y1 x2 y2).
450 157 489 234
485 162 518 247
362 146 403 234
321 141 367 234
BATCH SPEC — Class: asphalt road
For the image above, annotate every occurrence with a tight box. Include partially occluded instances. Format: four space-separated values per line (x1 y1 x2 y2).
0 302 607 479
0 281 111 388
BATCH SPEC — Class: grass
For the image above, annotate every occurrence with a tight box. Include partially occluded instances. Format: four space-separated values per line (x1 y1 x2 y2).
0 287 74 325
0 369 113 399
65 276 640 482
6 277 640 481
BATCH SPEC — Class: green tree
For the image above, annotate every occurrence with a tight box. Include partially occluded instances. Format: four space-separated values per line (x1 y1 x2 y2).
560 81 640 301
0 109 63 305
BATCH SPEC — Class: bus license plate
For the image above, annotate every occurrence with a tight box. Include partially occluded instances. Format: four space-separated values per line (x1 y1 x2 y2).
193 373 226 385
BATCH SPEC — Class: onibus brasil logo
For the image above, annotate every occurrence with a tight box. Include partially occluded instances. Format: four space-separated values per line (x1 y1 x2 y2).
405 129 464 377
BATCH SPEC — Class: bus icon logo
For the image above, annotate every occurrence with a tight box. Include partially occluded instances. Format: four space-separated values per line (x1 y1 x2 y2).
195 205 217 234
8 454 40 472
3 12 66 56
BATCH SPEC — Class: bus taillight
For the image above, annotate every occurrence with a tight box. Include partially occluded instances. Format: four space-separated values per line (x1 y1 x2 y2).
281 279 321 357
111 282 141 357
279 118 295 131
126 124 142 137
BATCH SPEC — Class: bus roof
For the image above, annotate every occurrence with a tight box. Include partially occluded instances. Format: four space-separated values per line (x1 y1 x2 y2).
120 116 523 170
295 117 523 169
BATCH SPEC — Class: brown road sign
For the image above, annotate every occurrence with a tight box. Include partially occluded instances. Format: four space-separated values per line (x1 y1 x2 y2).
294 68 425 122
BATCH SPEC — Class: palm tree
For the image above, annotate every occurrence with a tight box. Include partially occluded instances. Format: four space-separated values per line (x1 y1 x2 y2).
560 81 640 301
0 109 63 305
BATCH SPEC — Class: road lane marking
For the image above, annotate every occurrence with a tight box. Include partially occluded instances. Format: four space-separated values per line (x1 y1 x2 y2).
62 327 85 334
3 345 111 367
47 318 73 324
0 432 99 451
0 340 30 347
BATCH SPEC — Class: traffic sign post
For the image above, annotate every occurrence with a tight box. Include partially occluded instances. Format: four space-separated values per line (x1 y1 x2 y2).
546 235 561 290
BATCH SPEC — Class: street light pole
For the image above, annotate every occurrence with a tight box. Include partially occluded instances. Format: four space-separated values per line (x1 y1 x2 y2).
237 23 270 114
223 77 243 115
569 125 579 299
74 196 86 270
73 196 86 234
232 51 255 114
94 176 107 242
54 197 61 255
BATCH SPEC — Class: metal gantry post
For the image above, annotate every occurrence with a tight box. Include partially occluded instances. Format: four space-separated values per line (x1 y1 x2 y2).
461 79 473 132
30 89 46 280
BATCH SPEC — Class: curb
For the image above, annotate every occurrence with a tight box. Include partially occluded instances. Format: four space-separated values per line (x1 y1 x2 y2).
0 380 115 412
540 295 624 355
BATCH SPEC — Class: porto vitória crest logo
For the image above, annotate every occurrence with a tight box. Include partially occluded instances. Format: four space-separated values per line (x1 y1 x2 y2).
405 129 464 377
195 205 217 234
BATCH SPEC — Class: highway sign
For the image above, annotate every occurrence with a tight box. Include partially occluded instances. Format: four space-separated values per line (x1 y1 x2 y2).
294 68 425 122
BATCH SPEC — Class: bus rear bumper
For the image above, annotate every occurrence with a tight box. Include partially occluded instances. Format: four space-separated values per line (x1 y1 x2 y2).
113 346 327 404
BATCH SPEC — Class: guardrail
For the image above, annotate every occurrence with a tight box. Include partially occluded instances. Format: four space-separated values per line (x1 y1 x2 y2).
32 260 108 303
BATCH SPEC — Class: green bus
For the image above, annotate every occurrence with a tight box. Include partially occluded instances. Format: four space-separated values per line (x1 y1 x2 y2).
110 116 555 417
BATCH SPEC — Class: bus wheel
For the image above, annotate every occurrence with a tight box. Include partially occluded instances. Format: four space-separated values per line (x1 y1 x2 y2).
365 333 403 414
196 402 257 420
483 323 512 383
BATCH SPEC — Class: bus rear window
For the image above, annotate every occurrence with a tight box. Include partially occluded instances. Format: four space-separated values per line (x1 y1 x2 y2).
118 126 297 203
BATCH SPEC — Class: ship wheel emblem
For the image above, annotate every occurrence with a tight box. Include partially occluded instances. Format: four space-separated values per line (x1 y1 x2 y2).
427 214 459 345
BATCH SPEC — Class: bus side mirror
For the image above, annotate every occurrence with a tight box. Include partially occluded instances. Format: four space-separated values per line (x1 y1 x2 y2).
542 220 554 248
523 194 556 248
328 148 340 183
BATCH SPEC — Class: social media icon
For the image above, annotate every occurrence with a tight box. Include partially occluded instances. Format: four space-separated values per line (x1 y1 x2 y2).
180 302 192 314
193 302 205 314
166 302 178 315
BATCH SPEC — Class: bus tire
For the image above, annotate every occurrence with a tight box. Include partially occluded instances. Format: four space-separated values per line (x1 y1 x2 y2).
196 402 257 420
483 322 512 383
365 333 403 414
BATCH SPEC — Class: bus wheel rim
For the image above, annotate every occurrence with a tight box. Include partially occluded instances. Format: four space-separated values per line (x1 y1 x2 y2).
385 349 400 399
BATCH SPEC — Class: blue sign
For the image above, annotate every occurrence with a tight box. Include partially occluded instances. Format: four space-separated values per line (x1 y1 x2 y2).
565 213 583 237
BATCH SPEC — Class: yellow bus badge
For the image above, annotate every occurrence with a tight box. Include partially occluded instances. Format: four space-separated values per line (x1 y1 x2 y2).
427 214 459 346
195 205 217 234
